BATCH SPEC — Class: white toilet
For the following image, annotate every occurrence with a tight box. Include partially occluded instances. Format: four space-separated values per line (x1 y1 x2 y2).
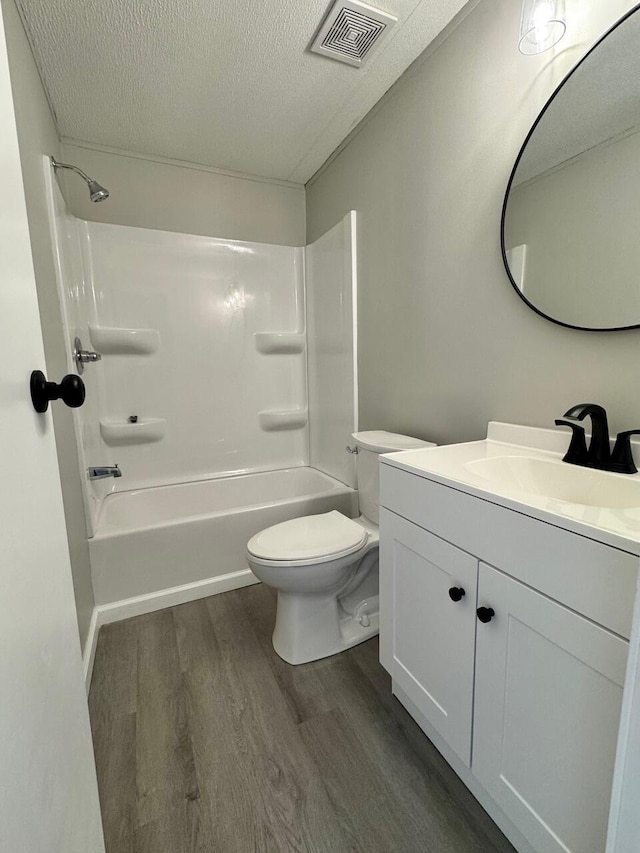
247 430 435 664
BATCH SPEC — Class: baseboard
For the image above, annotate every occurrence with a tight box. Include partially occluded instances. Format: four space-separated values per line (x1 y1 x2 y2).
82 607 101 695
82 569 260 691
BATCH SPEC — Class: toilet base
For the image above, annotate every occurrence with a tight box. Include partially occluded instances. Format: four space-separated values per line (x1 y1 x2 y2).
272 590 379 665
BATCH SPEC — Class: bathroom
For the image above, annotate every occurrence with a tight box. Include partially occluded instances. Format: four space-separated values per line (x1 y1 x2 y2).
2 0 640 851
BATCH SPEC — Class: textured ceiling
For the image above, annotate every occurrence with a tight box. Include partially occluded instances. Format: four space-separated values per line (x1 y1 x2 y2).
17 0 468 183
514 7 640 185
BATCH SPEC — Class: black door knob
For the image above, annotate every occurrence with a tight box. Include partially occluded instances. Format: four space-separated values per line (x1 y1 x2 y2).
476 606 495 623
449 587 466 602
30 370 85 413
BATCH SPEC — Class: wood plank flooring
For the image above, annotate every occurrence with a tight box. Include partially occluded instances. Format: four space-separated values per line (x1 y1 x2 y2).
89 583 516 853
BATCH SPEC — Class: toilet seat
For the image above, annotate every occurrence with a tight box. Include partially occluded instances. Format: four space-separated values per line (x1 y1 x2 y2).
247 510 367 566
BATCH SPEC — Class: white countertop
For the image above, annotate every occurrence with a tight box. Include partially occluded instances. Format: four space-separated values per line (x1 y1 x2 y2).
381 422 640 556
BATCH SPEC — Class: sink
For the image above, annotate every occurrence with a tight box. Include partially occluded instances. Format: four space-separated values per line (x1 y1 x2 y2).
381 422 640 547
466 455 640 509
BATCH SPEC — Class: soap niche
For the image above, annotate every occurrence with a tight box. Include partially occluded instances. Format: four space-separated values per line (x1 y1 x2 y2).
89 323 160 355
258 408 308 431
254 332 305 355
100 417 166 445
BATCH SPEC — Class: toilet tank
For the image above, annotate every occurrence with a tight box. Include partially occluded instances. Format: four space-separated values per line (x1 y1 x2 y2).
352 431 436 524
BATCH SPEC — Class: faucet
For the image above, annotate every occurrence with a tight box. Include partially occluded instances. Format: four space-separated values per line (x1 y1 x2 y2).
555 403 610 469
88 465 122 480
555 405 640 474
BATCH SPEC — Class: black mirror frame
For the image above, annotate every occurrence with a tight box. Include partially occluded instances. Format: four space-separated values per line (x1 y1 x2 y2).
501 2 640 332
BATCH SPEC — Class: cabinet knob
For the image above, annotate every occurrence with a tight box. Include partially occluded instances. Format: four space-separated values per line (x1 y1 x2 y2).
448 586 466 602
476 606 495 623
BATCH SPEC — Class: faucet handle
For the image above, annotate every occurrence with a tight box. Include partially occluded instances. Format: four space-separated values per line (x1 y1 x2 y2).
609 430 640 474
555 419 589 466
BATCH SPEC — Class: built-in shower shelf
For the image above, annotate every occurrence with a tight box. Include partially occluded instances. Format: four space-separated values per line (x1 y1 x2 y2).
254 332 305 354
258 408 308 431
88 323 160 355
100 418 166 445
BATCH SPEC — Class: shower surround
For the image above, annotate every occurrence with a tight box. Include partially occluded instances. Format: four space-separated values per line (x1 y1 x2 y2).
45 161 358 636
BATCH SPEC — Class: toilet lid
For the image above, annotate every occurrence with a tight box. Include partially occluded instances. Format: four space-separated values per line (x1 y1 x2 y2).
247 511 367 562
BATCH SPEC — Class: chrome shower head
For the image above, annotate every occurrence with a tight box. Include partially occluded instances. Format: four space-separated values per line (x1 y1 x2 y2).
87 180 109 203
50 157 110 203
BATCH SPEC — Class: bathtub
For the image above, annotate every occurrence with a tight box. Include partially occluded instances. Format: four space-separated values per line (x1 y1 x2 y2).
88 466 357 607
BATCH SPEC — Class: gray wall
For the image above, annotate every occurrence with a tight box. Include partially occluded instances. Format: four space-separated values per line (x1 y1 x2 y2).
306 0 640 443
1 0 95 647
61 142 306 246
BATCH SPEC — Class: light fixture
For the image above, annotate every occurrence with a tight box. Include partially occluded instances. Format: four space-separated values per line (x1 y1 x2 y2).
519 0 566 55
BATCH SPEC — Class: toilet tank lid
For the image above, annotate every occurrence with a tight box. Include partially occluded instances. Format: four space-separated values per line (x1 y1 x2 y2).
352 430 436 453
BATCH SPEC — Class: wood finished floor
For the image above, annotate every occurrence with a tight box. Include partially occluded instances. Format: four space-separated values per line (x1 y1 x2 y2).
89 583 516 853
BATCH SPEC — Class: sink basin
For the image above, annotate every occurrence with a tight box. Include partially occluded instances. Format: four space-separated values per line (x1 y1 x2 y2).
381 422 640 548
466 455 640 509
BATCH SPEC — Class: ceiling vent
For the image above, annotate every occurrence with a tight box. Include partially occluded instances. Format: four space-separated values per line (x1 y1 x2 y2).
310 1 398 68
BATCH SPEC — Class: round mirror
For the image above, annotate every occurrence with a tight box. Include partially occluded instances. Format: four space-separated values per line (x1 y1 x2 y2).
502 5 640 331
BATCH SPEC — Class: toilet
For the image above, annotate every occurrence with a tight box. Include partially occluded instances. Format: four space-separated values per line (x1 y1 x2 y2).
246 430 435 664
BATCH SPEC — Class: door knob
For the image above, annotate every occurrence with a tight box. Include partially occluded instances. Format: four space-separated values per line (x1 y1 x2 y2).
476 606 495 623
448 587 466 602
30 370 85 413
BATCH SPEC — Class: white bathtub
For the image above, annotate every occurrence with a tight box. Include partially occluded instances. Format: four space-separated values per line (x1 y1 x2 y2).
88 466 357 607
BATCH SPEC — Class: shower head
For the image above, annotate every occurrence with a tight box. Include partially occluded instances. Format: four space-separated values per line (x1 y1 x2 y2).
50 157 110 202
87 180 109 203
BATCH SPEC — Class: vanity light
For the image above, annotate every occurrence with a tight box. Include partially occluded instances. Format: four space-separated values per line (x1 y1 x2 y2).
519 0 566 55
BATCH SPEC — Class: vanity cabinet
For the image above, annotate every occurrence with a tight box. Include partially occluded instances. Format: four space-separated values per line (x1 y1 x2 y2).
380 510 477 765
473 562 627 853
379 463 636 853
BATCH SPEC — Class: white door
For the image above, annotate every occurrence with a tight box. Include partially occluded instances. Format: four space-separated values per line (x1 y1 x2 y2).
379 508 477 765
473 562 628 853
0 6 105 852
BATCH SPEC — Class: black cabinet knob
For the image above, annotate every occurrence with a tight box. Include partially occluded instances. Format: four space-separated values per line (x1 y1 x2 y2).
476 606 495 623
30 370 85 413
448 587 466 602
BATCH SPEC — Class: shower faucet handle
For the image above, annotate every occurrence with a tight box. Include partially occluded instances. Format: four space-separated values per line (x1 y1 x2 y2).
77 350 101 363
73 336 101 374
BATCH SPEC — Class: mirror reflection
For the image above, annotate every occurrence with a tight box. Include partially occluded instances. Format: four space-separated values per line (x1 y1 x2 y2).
503 7 640 330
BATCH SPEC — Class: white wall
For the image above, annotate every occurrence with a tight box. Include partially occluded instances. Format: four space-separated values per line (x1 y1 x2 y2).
1 0 95 647
306 0 640 443
306 211 358 487
61 141 307 247
506 129 640 328
75 222 307 495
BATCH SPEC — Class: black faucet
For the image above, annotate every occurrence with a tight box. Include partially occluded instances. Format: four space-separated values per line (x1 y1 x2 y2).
555 404 640 474
556 404 611 469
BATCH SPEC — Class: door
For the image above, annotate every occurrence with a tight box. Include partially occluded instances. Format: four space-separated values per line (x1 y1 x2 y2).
379 508 477 765
0 6 104 852
473 562 628 853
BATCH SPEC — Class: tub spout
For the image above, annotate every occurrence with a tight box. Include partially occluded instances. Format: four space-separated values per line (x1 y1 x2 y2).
88 465 122 480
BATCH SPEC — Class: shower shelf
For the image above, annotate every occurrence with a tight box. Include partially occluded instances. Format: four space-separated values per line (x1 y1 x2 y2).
88 323 160 355
100 418 166 445
258 408 308 431
254 332 305 354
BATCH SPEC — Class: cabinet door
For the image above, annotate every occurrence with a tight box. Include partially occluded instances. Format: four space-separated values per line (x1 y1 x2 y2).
379 509 478 765
473 562 628 853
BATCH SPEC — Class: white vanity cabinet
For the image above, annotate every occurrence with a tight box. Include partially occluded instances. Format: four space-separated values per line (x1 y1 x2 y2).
379 459 637 853
379 509 477 765
473 562 628 853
